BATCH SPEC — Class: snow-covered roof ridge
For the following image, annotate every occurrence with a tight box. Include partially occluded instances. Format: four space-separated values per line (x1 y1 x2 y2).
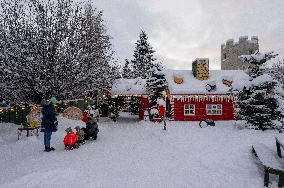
195 58 209 61
165 69 250 94
111 77 147 95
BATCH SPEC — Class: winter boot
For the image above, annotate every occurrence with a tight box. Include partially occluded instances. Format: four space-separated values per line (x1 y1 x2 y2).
44 146 52 152
50 147 55 151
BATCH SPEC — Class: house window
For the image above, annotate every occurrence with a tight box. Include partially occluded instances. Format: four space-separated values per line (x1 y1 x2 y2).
184 104 195 116
206 104 222 115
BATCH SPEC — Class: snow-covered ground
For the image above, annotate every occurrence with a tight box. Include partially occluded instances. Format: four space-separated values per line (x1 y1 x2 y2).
0 113 283 188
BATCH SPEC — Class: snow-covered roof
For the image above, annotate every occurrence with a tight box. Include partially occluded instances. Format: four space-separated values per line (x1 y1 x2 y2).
165 69 250 94
111 78 147 95
111 70 251 95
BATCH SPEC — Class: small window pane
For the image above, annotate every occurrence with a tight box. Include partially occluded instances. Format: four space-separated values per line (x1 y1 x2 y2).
184 104 195 116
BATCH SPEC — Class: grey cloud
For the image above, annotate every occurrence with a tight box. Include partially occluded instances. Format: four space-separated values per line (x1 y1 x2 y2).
93 0 284 69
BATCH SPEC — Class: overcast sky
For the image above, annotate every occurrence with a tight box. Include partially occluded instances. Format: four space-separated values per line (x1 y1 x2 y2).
92 0 284 70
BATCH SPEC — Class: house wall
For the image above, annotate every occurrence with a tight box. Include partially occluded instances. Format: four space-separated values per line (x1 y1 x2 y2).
172 96 235 121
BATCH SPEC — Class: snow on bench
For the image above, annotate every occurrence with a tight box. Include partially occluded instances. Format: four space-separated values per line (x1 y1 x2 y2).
252 143 284 187
276 137 284 158
252 143 284 171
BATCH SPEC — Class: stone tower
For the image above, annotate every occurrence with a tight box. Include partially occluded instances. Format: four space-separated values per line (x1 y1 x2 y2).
221 36 259 70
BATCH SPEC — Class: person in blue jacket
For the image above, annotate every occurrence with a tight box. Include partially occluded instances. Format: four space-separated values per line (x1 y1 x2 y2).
41 97 58 152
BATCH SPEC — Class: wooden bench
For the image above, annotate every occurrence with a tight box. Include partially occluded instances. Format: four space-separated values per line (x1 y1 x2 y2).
252 143 284 187
276 137 284 158
18 127 40 140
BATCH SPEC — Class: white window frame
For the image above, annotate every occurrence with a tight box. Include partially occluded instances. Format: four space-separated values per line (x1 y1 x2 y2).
206 104 222 115
184 104 195 116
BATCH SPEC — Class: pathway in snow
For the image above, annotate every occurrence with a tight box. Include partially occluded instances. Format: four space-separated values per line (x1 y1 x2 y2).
0 116 283 188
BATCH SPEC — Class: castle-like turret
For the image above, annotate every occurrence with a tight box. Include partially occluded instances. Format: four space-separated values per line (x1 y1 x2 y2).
221 36 259 70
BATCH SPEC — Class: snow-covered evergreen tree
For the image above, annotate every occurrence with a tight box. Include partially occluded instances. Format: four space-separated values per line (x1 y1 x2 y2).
0 0 35 103
236 51 284 130
72 3 119 98
130 30 156 79
0 0 119 104
146 64 167 106
122 59 133 79
267 59 284 86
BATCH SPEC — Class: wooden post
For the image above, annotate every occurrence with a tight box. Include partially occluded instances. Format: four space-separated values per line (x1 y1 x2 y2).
278 173 284 187
264 168 269 187
276 138 282 158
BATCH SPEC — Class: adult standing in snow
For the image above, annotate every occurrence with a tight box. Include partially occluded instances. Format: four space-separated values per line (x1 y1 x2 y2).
41 97 59 152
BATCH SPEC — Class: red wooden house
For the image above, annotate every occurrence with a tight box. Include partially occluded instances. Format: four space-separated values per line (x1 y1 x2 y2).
165 58 250 121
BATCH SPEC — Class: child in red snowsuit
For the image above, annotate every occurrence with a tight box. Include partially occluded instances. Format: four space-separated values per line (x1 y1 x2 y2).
64 127 79 150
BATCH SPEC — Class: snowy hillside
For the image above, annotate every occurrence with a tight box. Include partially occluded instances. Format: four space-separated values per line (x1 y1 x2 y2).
0 115 283 188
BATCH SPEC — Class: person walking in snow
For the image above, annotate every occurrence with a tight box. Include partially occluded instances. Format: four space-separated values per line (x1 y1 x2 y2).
41 97 59 152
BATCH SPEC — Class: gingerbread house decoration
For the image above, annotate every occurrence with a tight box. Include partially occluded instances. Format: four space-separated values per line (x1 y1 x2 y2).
26 106 42 126
62 106 83 120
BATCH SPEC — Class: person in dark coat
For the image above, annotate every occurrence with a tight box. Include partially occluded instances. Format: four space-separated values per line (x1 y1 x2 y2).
84 117 99 140
41 97 58 152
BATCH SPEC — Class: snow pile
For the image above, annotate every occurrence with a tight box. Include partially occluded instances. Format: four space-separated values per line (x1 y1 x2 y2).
111 77 147 95
0 116 284 187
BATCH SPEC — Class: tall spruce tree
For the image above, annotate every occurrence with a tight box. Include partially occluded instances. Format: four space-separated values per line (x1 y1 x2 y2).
131 30 156 79
236 51 284 130
122 59 132 79
146 64 167 106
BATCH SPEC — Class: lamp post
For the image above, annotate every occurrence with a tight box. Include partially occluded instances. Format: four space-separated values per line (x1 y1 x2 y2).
162 90 167 131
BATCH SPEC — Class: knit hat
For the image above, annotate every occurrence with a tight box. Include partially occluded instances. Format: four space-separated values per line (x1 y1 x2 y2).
50 97 59 105
65 127 72 133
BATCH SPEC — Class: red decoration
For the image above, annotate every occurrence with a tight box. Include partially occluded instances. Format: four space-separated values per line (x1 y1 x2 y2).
81 111 91 123
139 97 151 120
158 105 165 118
